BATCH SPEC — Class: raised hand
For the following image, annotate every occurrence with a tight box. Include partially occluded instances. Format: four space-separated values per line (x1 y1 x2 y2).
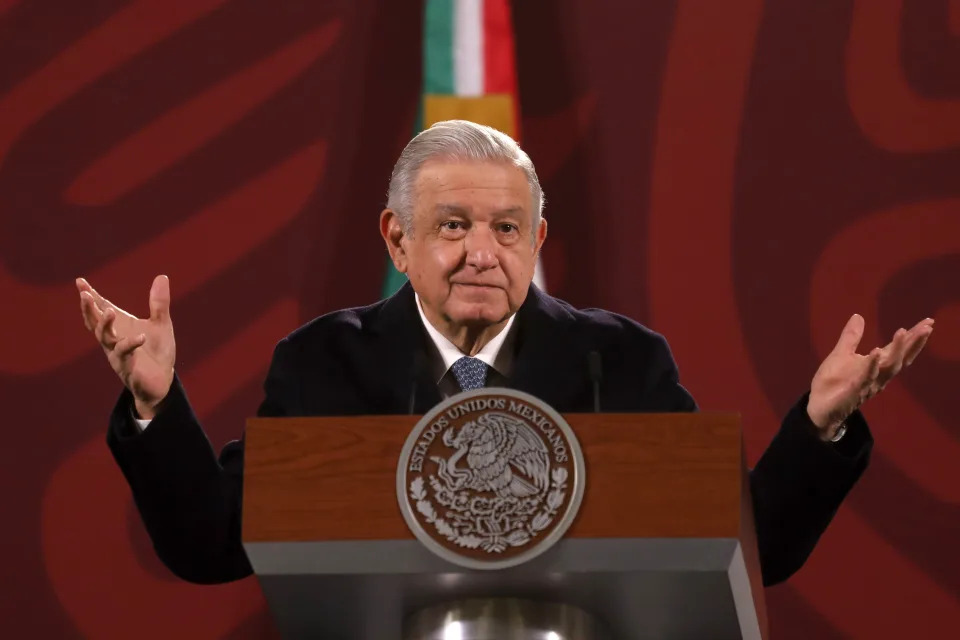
807 314 934 440
77 275 176 420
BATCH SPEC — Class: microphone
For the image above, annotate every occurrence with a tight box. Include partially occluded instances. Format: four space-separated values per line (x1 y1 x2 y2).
409 351 429 415
587 350 602 413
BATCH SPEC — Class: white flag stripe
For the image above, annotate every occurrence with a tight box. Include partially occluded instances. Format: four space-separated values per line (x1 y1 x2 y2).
451 0 548 292
453 0 484 96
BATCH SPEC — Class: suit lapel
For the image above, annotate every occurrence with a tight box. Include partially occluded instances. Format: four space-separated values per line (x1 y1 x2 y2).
368 282 442 414
507 285 591 412
370 282 590 414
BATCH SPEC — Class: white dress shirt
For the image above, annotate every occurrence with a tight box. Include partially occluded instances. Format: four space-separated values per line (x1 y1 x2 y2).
414 293 517 397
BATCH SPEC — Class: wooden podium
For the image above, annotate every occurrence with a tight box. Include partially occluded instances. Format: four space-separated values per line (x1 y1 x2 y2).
242 412 768 639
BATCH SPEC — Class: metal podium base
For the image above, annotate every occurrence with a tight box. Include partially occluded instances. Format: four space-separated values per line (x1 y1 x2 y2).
250 538 761 638
403 598 606 640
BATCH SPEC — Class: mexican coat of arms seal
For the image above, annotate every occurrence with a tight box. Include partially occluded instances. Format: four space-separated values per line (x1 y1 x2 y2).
397 388 586 569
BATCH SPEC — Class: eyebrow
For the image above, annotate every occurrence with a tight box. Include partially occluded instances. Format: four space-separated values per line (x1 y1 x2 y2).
433 203 470 216
432 204 526 218
491 206 525 218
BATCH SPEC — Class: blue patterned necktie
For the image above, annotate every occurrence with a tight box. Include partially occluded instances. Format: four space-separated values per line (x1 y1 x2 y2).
450 356 489 391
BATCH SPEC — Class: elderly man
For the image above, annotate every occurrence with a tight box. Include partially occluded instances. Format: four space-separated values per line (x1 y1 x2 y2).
77 120 933 587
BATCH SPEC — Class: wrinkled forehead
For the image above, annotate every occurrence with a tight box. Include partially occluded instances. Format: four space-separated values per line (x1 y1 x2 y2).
413 158 535 220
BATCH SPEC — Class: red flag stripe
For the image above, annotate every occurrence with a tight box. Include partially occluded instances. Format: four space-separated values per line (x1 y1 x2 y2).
482 0 521 138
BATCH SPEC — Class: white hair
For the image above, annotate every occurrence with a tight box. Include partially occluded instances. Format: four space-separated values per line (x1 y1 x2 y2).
386 120 544 236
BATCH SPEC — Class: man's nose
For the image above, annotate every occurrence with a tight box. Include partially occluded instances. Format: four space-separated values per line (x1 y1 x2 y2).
464 228 498 271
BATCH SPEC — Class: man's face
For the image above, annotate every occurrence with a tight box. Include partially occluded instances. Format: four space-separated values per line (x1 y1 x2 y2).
382 158 546 333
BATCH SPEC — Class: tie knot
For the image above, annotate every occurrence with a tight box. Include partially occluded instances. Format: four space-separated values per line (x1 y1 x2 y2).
451 356 489 392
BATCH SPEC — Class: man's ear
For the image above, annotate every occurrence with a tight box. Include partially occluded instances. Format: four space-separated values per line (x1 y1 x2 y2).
380 208 408 273
533 217 548 256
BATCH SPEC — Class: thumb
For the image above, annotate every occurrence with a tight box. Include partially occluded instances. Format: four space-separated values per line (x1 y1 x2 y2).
149 275 171 322
834 313 865 354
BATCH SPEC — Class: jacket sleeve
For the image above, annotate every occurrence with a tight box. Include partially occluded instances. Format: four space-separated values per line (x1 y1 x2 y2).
646 336 872 585
106 337 299 584
749 392 871 585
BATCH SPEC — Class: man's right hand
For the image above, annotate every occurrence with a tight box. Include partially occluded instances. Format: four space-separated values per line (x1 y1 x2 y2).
77 275 176 420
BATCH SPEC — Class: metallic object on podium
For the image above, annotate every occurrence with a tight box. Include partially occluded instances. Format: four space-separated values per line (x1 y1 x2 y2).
402 598 605 640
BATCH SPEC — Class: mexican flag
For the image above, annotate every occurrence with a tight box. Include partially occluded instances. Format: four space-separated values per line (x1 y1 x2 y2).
381 0 545 297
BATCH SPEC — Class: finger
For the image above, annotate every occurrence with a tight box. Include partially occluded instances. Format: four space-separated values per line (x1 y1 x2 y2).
876 327 906 362
114 333 146 359
904 326 934 367
880 329 914 364
149 275 171 323
79 291 103 331
77 278 98 326
81 280 116 313
887 327 908 359
861 347 882 388
902 317 935 348
876 329 908 384
834 314 865 354
94 308 119 349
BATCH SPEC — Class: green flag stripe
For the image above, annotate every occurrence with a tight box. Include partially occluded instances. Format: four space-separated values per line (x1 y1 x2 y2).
423 0 455 95
380 258 408 298
381 1 455 299
379 94 427 299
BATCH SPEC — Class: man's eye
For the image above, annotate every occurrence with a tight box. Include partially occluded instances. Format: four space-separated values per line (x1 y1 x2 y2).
498 224 518 233
442 221 463 231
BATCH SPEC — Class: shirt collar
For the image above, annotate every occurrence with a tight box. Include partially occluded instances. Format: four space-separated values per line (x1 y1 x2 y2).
414 292 517 383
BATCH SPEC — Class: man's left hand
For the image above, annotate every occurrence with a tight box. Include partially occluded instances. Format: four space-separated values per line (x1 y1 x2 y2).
807 314 935 441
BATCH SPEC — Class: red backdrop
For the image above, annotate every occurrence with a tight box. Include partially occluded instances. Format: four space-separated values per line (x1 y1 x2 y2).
1 1 957 637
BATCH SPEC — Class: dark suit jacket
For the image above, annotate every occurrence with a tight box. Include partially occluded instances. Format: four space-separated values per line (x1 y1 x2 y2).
107 282 872 586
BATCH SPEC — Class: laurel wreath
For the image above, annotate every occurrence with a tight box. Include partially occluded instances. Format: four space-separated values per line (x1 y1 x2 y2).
410 467 569 553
